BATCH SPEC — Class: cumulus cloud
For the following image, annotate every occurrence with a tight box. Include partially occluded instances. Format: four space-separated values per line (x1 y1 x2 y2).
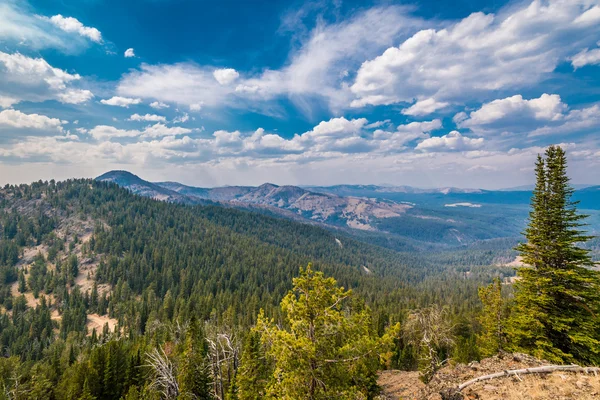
72 116 441 163
150 101 169 109
128 113 166 122
0 51 93 107
124 48 135 58
459 94 567 130
213 68 239 85
0 109 65 131
142 123 192 138
454 94 600 139
375 119 442 151
47 15 102 43
402 98 449 116
100 96 142 107
529 104 600 137
89 123 191 140
416 131 484 152
351 1 600 109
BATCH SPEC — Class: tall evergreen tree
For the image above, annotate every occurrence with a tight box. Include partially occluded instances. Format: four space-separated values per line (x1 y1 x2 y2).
177 318 213 399
477 277 507 358
508 145 600 364
237 330 269 400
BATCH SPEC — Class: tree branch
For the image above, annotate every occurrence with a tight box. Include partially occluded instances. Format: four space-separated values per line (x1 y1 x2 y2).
458 365 600 391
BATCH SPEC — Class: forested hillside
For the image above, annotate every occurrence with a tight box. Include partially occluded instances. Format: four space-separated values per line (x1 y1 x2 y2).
0 179 510 399
1 147 598 400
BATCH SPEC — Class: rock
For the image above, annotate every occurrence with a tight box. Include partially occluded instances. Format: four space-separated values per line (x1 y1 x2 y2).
483 384 498 392
468 361 479 371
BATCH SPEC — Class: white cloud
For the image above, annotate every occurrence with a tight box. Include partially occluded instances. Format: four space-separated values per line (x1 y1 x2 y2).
416 131 484 152
124 48 135 58
128 113 166 122
150 101 169 109
574 5 600 25
402 98 449 116
454 94 600 139
142 123 192 138
0 1 94 53
89 125 140 140
460 94 567 129
213 68 239 85
304 117 367 139
571 45 600 68
48 15 102 43
89 123 191 140
351 1 600 108
118 64 232 108
0 51 93 106
375 119 442 150
58 89 94 104
0 109 64 131
364 120 390 129
173 113 189 124
116 6 422 114
100 96 142 107
189 103 202 111
529 104 600 137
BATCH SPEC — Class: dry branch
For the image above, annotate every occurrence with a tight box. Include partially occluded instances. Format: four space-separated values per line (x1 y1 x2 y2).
458 365 600 391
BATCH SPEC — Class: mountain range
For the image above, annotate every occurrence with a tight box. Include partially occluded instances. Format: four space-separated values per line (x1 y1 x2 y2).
97 171 600 250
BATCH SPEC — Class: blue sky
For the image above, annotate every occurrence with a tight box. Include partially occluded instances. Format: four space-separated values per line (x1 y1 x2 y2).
1 0 599 188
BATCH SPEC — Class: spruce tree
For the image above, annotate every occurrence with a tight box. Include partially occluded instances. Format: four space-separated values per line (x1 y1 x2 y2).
177 317 212 399
237 330 269 400
508 145 600 364
477 277 507 358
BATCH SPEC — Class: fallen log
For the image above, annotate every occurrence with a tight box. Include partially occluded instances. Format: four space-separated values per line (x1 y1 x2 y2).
457 365 600 391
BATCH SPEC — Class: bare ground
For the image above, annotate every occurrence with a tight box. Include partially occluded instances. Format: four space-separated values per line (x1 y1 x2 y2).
378 353 600 400
7 215 117 335
87 313 118 335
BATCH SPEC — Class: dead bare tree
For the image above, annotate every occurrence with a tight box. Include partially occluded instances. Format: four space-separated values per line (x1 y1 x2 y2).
205 326 240 400
458 365 600 391
403 304 455 383
145 347 179 399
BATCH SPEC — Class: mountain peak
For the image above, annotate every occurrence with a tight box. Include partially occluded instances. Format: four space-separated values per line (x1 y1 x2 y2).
96 170 145 185
258 183 279 189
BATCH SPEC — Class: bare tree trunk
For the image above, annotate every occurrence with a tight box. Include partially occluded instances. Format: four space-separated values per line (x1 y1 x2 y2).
458 365 600 391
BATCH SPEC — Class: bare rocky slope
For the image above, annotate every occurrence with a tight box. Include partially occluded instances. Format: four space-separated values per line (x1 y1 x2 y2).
99 171 412 231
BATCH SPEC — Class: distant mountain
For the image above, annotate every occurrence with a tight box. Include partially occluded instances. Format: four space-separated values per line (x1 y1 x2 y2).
499 183 596 191
97 171 600 248
97 171 412 231
307 184 484 196
96 171 196 204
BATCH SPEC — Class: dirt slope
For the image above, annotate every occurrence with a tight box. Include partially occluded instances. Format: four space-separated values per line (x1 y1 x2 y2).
378 353 600 400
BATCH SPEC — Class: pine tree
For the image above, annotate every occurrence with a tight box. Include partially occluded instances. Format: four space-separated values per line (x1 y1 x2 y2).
477 277 507 357
508 145 600 364
256 264 384 399
237 331 269 400
18 269 27 293
177 317 212 399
